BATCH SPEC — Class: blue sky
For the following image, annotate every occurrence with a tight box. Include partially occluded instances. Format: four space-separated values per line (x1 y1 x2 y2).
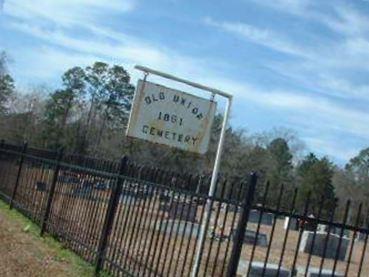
1 0 369 165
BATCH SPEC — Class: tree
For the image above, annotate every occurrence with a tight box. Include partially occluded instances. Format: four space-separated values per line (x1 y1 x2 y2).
265 138 294 207
267 138 293 185
345 148 369 186
342 148 369 222
84 62 135 154
297 153 336 216
41 67 86 150
0 51 15 115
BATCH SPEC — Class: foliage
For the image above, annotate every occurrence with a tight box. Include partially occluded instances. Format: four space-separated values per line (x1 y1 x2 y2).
296 153 336 216
0 51 15 115
1 54 369 216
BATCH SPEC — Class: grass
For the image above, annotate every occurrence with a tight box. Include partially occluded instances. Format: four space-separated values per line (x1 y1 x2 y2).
0 199 97 277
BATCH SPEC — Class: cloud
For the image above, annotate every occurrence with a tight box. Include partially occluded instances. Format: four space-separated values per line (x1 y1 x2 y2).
204 17 308 57
247 0 311 16
3 0 369 164
4 0 136 27
304 136 359 162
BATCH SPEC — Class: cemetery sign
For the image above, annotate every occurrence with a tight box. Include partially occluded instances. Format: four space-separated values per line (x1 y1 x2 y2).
126 80 217 154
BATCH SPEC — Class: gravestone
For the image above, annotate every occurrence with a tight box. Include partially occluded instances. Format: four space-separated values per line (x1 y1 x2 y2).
228 204 239 212
159 201 170 211
36 181 47 192
331 227 350 238
232 229 268 247
299 231 349 261
297 267 344 277
156 219 200 238
95 182 110 190
284 216 299 230
248 210 274 226
73 184 93 198
237 261 293 277
168 201 197 222
317 224 328 232
356 232 367 241
317 224 350 238
243 230 268 247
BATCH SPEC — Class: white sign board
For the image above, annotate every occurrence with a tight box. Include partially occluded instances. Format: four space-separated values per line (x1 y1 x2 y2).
126 80 217 154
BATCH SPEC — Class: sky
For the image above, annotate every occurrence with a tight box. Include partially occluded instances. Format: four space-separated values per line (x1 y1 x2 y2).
1 0 369 165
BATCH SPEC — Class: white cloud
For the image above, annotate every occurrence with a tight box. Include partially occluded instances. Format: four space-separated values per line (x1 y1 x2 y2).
248 0 311 15
4 0 136 27
204 17 308 57
304 136 358 162
3 0 369 164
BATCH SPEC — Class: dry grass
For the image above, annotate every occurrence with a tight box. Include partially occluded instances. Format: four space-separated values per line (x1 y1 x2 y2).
0 200 95 277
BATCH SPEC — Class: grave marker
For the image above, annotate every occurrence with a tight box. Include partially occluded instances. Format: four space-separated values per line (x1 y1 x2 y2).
300 231 349 261
157 219 200 238
248 209 274 226
297 267 344 277
237 261 293 277
168 201 197 222
284 216 299 230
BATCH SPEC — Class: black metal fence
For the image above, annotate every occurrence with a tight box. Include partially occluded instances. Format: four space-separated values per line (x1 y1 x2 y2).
0 140 369 276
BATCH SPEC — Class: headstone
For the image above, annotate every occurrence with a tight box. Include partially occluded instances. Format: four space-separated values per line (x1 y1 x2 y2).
237 261 293 277
284 216 299 230
317 224 328 232
248 210 274 226
317 224 350 238
228 204 239 212
95 182 109 190
156 219 200 238
243 230 268 247
168 201 197 222
159 201 170 211
331 227 350 238
73 185 93 198
297 266 344 277
299 231 349 261
36 181 47 192
356 232 367 242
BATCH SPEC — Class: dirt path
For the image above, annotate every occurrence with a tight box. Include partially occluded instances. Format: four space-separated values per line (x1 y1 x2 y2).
0 201 94 277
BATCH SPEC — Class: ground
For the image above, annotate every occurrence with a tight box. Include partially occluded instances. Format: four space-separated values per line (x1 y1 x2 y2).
0 200 94 277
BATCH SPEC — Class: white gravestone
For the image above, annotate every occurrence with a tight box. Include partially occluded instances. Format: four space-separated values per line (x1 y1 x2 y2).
299 231 349 261
356 232 367 242
297 267 344 277
237 261 293 277
317 224 350 238
284 216 299 230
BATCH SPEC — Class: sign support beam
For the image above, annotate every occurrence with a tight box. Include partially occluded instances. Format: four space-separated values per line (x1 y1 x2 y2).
134 65 233 277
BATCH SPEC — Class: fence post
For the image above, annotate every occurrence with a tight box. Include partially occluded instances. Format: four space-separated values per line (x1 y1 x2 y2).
226 172 257 277
95 156 128 275
40 148 63 236
9 142 28 209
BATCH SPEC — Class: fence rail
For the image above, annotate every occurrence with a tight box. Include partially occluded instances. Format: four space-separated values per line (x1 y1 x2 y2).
0 141 369 276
